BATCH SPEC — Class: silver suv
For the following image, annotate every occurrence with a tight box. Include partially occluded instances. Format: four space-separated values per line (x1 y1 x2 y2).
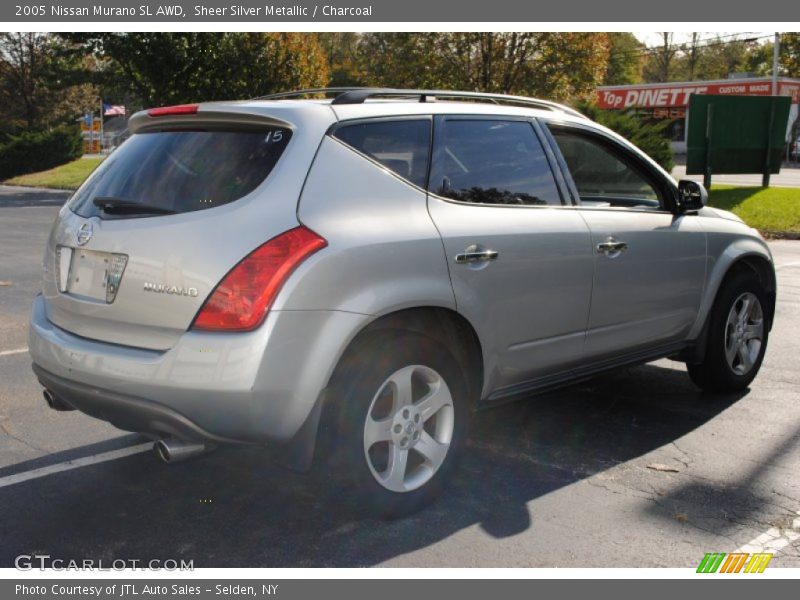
29 88 776 515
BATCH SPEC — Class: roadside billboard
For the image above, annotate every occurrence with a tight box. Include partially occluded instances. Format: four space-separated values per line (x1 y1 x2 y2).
686 95 791 187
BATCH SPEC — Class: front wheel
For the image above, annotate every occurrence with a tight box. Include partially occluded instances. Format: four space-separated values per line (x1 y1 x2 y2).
320 331 470 517
688 270 770 393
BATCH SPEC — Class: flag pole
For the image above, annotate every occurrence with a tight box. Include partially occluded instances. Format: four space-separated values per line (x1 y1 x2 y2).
99 97 104 154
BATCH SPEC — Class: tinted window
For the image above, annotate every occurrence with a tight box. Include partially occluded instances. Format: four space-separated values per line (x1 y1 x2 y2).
333 120 431 188
430 120 560 206
549 129 661 206
69 127 292 218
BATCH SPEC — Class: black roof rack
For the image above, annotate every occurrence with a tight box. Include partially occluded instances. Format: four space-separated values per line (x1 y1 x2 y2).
256 87 586 119
255 87 361 101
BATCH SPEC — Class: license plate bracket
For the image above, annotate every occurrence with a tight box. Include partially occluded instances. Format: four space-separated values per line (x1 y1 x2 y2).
60 247 128 303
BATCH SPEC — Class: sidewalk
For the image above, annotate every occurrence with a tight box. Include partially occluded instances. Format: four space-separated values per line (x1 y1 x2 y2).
672 164 800 188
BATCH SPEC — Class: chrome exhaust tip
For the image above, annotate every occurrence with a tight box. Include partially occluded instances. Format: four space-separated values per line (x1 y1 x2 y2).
154 438 211 464
43 389 74 411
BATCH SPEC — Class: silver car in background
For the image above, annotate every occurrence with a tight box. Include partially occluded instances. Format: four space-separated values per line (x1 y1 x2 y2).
29 88 776 516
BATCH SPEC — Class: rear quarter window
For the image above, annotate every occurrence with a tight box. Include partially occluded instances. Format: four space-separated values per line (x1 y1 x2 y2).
69 127 292 218
332 119 431 188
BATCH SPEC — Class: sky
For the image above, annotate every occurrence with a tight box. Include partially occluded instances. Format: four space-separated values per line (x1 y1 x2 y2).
634 32 774 47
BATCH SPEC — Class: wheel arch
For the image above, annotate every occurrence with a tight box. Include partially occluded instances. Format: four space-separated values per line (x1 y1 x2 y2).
733 255 777 327
683 241 776 364
282 306 485 472
340 306 485 409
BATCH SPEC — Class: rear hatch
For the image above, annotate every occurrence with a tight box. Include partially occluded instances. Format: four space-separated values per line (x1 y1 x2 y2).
42 101 334 350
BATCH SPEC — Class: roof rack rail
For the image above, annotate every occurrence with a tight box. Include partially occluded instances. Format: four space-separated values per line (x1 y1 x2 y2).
256 87 587 119
255 87 363 101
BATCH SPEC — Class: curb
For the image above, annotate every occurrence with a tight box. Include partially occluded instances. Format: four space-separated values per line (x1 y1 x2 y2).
761 231 800 241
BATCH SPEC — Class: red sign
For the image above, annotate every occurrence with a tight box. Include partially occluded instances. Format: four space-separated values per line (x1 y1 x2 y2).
597 81 800 109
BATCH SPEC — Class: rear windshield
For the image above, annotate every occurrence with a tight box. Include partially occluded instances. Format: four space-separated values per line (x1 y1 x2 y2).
69 127 292 218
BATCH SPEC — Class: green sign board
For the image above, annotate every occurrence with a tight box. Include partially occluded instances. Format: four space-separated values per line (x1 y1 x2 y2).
686 94 791 187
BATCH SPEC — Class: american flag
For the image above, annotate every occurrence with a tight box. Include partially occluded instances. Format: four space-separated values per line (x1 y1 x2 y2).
103 103 126 117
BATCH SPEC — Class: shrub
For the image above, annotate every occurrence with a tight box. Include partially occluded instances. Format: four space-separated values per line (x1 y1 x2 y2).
574 101 675 172
0 126 83 180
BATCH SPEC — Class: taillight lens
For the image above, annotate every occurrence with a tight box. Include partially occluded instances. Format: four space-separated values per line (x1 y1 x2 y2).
192 226 327 332
147 104 199 117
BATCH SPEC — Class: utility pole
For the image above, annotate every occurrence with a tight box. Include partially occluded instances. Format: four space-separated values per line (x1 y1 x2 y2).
762 31 792 164
772 33 780 96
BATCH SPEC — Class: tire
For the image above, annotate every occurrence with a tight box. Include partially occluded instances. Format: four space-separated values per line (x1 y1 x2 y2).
687 269 770 393
319 330 470 518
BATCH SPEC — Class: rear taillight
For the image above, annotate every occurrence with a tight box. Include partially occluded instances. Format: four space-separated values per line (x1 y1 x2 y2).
191 226 327 332
147 104 199 117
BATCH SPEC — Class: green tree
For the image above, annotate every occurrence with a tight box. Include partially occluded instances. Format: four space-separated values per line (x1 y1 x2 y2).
357 33 443 89
357 33 610 100
603 33 644 85
780 33 800 77
577 101 674 171
643 33 680 83
0 33 96 135
65 33 329 107
679 32 703 81
693 36 751 80
744 40 775 76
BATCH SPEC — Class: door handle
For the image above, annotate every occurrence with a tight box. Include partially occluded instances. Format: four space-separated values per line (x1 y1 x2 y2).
455 246 499 264
596 237 628 257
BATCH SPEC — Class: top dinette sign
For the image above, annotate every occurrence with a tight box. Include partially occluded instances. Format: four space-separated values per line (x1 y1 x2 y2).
597 81 800 109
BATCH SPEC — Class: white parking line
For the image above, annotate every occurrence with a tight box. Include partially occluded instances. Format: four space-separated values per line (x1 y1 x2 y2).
0 347 28 357
0 443 153 489
735 511 800 555
776 260 800 271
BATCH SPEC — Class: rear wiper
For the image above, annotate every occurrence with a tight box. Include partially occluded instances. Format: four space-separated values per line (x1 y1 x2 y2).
93 196 176 215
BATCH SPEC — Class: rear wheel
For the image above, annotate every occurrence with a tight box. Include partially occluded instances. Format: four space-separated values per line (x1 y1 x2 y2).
320 331 469 517
687 270 769 393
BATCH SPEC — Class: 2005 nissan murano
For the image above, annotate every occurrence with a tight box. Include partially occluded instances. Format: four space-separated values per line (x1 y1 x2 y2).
29 88 775 515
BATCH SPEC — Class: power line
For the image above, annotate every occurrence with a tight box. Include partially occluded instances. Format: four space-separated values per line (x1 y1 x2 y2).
611 33 774 60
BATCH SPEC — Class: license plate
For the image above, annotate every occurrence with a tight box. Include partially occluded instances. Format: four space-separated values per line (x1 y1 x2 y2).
59 246 128 303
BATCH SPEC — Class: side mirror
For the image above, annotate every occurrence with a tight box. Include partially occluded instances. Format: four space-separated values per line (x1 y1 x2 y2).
677 179 708 212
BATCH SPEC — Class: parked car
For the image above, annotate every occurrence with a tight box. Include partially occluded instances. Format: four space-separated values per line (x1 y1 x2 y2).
29 88 776 516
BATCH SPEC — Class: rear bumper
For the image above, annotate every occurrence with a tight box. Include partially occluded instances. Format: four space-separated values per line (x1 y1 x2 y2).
28 294 370 444
33 363 236 444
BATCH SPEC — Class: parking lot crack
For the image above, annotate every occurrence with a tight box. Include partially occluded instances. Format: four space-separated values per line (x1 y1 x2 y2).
0 417 45 453
670 441 693 469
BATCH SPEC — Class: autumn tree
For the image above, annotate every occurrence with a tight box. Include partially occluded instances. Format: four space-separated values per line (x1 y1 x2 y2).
357 33 442 89
779 33 800 77
64 33 329 108
317 33 365 86
603 33 645 85
358 33 610 100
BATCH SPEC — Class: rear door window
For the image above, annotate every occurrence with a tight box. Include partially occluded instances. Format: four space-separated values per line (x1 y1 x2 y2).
332 119 431 188
429 119 561 206
68 127 292 218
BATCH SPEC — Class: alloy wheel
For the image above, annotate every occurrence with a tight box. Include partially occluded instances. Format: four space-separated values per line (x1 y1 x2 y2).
724 292 764 376
363 364 455 493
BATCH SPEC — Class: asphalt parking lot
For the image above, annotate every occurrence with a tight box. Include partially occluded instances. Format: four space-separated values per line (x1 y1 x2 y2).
1 185 799 568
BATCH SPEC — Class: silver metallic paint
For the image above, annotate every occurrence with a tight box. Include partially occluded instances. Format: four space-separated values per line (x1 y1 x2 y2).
29 98 776 449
